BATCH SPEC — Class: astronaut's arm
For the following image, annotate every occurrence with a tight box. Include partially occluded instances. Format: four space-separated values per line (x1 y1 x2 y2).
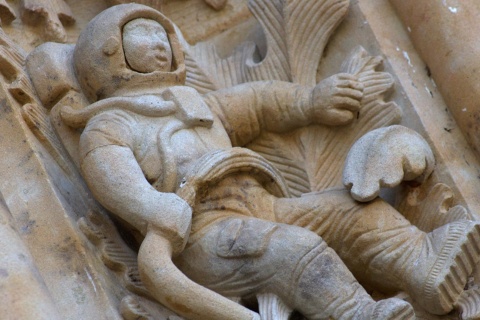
81 146 191 248
205 75 363 146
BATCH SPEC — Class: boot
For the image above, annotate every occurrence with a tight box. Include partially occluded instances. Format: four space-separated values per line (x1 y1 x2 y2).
355 298 415 320
288 241 415 320
343 218 480 316
277 193 480 316
404 220 480 315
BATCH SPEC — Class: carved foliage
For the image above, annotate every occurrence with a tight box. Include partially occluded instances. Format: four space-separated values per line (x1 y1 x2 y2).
0 27 76 178
79 212 183 320
248 47 401 196
257 293 293 320
21 0 75 42
183 0 350 90
78 213 149 298
120 295 155 320
183 0 401 196
248 0 350 85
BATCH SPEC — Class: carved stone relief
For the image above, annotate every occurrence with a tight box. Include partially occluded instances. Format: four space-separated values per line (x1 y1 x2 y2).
1 1 480 320
391 0 480 159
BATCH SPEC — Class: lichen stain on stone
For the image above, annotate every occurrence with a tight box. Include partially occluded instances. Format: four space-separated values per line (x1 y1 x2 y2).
20 220 36 234
19 210 36 234
51 236 76 263
17 150 34 168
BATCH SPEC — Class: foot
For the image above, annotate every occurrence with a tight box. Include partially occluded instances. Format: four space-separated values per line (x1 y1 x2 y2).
356 298 415 320
406 220 480 315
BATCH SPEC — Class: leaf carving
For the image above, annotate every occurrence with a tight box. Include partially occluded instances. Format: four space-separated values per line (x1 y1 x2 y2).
246 0 290 81
78 213 150 298
250 47 402 194
304 47 402 192
185 40 254 91
120 295 155 320
246 0 350 85
183 0 349 90
184 46 219 94
285 0 349 85
257 293 292 320
21 0 75 42
248 132 310 198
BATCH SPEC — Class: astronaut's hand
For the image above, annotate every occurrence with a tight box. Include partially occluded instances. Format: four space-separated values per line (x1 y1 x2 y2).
311 73 364 126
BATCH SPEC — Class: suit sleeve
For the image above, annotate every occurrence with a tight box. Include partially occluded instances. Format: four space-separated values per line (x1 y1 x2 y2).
203 81 313 146
79 110 137 164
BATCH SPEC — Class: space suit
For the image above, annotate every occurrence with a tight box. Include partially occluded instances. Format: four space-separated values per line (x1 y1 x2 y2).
57 3 480 319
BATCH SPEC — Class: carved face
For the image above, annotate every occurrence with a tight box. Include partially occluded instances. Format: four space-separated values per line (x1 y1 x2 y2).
122 18 173 73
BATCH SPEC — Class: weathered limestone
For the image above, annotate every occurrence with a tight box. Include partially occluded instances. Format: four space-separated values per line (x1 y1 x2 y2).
0 0 480 319
0 196 60 320
391 0 480 159
58 5 417 319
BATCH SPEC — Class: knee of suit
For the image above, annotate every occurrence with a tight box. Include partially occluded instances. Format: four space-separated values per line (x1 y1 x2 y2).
271 224 328 260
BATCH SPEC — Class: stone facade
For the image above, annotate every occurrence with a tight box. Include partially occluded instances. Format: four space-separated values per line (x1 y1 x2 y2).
1 1 480 319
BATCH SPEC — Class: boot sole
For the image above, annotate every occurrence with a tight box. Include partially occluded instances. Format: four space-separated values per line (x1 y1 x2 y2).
371 299 415 320
394 304 416 320
422 221 480 314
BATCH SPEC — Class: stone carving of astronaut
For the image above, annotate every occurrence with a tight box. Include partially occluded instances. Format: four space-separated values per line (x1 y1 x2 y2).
58 4 480 319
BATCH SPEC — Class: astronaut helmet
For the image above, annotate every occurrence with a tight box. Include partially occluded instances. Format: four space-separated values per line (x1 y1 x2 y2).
73 3 186 103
